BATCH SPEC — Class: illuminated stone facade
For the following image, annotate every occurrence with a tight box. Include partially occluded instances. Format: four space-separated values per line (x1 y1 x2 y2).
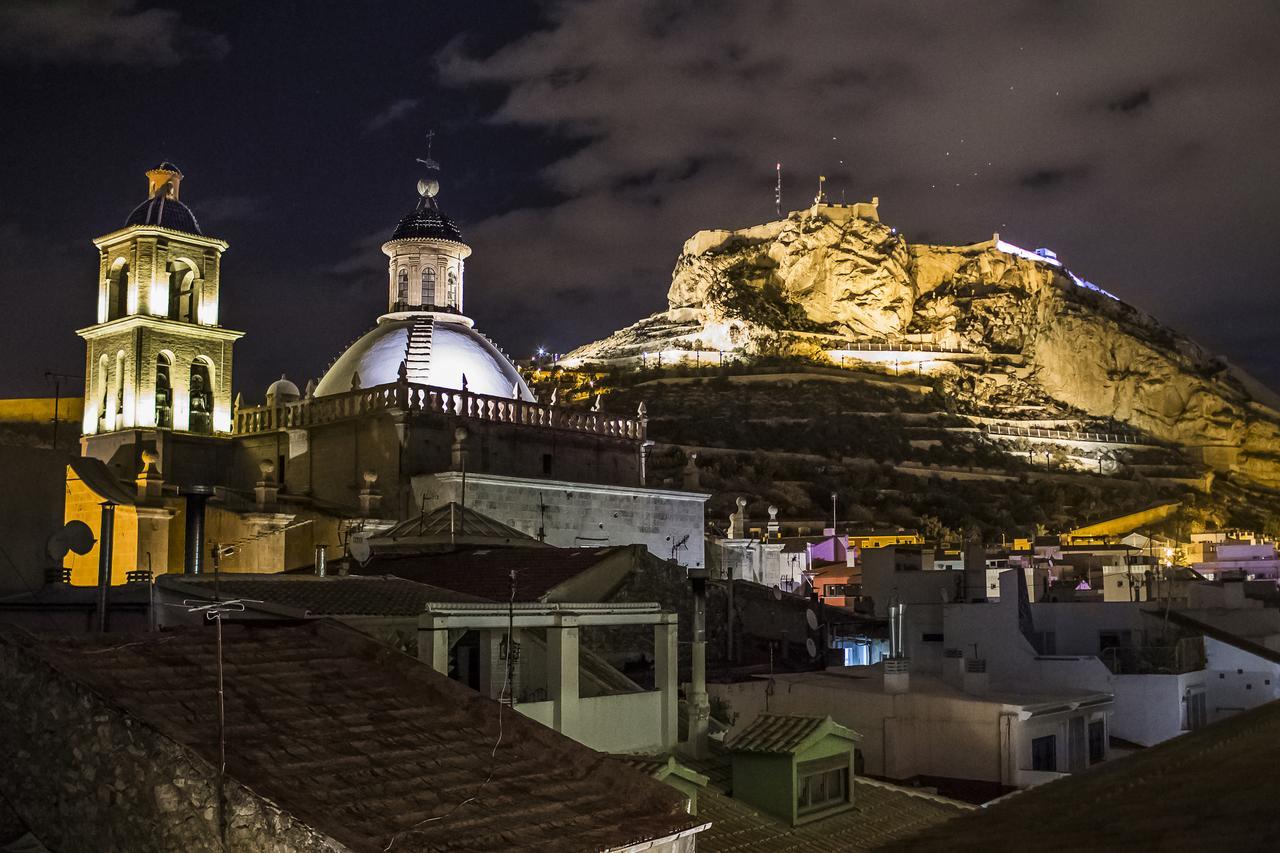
79 164 242 439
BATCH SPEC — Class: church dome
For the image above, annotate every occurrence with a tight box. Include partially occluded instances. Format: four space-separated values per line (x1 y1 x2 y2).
125 194 203 234
265 375 301 405
314 314 533 401
390 195 463 242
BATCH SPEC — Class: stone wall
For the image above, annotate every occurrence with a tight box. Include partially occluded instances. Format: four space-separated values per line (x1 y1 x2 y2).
414 471 708 568
0 633 345 852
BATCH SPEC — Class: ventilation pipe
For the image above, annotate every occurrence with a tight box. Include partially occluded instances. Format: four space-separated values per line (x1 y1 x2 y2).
884 594 909 693
314 544 328 577
181 486 214 575
95 502 116 633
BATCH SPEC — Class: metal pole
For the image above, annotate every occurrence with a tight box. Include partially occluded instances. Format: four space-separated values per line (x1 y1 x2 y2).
51 376 60 451
95 502 116 633
215 611 227 844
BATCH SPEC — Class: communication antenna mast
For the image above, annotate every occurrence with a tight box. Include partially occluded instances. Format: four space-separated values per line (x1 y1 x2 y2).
775 162 782 217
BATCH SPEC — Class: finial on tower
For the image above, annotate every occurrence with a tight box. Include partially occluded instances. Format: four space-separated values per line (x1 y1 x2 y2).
415 129 442 201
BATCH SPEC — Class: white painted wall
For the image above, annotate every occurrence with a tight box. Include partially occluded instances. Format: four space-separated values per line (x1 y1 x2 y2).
414 472 708 567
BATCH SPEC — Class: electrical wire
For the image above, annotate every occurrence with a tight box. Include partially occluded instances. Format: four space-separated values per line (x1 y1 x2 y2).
383 571 517 851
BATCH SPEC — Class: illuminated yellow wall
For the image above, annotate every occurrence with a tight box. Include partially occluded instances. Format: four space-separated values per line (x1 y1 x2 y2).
1064 502 1181 543
0 397 84 425
63 469 141 585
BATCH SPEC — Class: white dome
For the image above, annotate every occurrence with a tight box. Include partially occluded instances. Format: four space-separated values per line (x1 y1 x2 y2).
315 314 533 401
265 375 301 402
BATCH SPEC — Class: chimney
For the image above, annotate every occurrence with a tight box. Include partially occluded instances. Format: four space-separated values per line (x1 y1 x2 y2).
964 542 988 602
95 502 117 633
180 486 214 575
962 658 989 695
884 658 910 693
884 598 910 693
686 568 711 758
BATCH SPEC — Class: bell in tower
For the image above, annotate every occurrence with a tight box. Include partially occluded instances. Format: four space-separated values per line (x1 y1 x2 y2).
78 162 244 443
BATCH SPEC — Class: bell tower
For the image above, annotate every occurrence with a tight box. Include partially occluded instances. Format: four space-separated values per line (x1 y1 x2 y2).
78 163 243 443
381 135 471 317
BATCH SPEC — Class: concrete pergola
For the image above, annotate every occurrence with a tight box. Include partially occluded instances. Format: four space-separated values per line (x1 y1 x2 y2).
418 602 680 748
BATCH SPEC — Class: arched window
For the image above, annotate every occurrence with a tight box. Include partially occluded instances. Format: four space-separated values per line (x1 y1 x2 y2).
107 263 128 320
114 350 125 424
397 268 409 305
422 267 436 305
189 360 213 434
97 354 109 430
168 262 198 322
155 352 173 428
446 269 458 307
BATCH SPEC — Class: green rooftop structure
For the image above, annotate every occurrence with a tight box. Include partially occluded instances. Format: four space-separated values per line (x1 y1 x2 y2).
724 713 863 826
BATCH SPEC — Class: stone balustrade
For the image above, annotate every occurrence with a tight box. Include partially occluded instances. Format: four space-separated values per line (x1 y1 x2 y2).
234 380 646 440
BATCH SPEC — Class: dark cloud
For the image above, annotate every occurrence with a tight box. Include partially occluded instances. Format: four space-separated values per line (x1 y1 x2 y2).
4 2 1280 397
1019 166 1091 191
0 1 228 67
365 98 422 134
1108 87 1152 114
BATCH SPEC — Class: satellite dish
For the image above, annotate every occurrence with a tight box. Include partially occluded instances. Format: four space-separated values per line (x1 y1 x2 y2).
806 638 818 659
65 521 94 554
772 585 783 601
805 609 819 631
46 520 95 561
348 537 372 565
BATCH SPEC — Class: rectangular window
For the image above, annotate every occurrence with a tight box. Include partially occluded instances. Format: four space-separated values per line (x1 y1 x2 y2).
796 757 849 815
541 453 553 476
1031 734 1057 772
1088 720 1106 764
921 632 944 643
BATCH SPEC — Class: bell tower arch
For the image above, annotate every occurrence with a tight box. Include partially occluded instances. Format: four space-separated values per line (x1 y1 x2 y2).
78 163 244 448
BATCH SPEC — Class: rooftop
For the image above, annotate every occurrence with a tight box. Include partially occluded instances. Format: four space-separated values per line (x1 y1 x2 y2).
765 666 1113 713
682 750 970 852
4 621 702 852
725 713 860 754
878 698 1280 852
156 573 485 617
357 545 632 602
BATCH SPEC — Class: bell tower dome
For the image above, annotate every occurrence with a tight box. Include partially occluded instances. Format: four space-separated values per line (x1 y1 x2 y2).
380 162 471 316
78 162 244 441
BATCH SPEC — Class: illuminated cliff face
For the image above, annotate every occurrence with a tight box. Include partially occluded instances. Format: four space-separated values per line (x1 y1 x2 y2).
567 204 1280 488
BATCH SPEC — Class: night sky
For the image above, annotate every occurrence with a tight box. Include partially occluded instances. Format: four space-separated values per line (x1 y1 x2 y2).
3 1 1279 400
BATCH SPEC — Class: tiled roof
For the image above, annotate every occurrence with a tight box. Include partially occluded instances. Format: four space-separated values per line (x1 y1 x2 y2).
125 193 202 234
877 698 1280 853
10 622 702 852
680 750 970 852
391 196 463 242
724 714 859 754
157 573 485 616
357 545 629 602
698 782 969 852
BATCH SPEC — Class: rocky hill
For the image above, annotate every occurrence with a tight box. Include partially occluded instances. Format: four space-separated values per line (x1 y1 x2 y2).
566 201 1280 492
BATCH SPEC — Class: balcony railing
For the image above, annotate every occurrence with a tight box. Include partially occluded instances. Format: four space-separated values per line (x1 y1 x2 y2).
234 380 647 441
1100 636 1205 675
